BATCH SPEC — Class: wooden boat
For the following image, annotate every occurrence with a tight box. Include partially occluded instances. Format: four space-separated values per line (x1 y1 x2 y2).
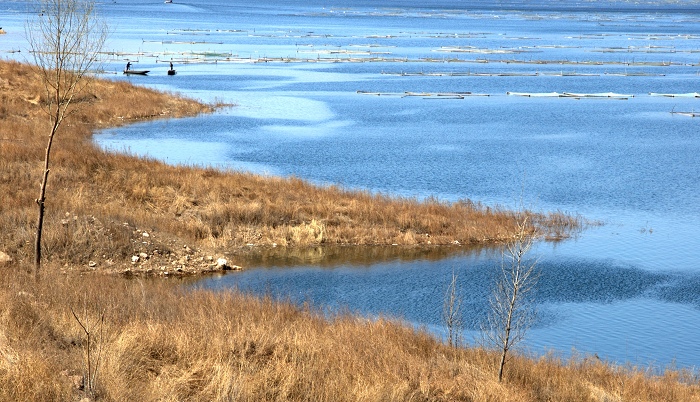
123 69 150 75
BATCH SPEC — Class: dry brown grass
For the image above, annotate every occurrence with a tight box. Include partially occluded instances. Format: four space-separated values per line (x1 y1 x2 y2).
0 59 580 274
0 268 697 402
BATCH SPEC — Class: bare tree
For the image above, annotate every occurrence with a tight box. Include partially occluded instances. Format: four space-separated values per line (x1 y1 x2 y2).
71 303 106 396
26 0 107 279
482 214 539 382
442 270 463 348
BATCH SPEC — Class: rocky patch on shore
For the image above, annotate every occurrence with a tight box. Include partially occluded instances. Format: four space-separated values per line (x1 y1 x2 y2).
55 215 243 277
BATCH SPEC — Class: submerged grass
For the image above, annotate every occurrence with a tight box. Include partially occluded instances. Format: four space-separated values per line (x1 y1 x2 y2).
0 59 579 273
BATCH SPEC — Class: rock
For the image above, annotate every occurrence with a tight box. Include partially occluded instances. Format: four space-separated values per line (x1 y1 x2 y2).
131 255 140 263
60 370 84 390
139 252 149 260
71 375 85 391
88 261 97 268
142 232 150 237
215 258 243 271
0 251 12 265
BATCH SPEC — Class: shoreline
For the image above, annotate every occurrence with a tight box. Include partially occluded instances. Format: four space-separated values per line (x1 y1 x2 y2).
1 59 580 277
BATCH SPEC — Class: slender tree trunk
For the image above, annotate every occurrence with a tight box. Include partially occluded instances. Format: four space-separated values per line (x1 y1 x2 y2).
34 123 58 280
498 286 518 382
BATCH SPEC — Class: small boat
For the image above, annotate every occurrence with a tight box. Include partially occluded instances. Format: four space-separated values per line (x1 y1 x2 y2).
123 70 150 75
167 69 177 76
164 0 173 3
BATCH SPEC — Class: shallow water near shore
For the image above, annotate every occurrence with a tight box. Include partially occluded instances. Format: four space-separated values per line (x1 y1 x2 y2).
4 0 700 370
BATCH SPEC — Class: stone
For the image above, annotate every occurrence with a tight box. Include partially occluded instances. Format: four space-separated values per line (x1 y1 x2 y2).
71 375 85 391
0 252 12 265
215 258 228 269
131 255 140 263
88 261 97 268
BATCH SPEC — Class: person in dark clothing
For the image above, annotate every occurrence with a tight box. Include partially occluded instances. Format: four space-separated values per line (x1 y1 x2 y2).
126 61 131 70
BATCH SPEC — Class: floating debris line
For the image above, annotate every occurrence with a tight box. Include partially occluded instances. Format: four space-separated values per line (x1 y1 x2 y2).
353 91 676 100
356 91 488 98
671 110 700 117
507 92 564 97
650 92 700 98
353 91 700 101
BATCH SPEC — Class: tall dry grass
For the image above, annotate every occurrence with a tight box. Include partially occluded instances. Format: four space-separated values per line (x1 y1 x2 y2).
0 267 697 401
1 59 580 273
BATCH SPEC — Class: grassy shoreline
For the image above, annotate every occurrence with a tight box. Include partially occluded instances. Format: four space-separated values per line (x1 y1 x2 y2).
1 268 699 401
1 59 699 400
1 59 578 276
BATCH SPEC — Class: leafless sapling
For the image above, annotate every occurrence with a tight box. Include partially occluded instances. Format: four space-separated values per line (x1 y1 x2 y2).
25 0 108 279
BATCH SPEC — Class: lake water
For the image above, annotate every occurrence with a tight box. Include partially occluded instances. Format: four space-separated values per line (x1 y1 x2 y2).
4 0 700 370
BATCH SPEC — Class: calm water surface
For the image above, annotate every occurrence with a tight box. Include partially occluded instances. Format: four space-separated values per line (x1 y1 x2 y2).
4 0 700 369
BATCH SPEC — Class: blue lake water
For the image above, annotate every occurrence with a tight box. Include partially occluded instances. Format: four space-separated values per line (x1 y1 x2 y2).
4 0 700 370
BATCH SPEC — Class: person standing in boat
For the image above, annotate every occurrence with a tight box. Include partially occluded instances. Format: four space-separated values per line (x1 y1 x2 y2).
126 61 131 71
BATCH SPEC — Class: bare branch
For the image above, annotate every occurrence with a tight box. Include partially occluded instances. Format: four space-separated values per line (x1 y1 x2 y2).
481 212 540 382
443 270 463 348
